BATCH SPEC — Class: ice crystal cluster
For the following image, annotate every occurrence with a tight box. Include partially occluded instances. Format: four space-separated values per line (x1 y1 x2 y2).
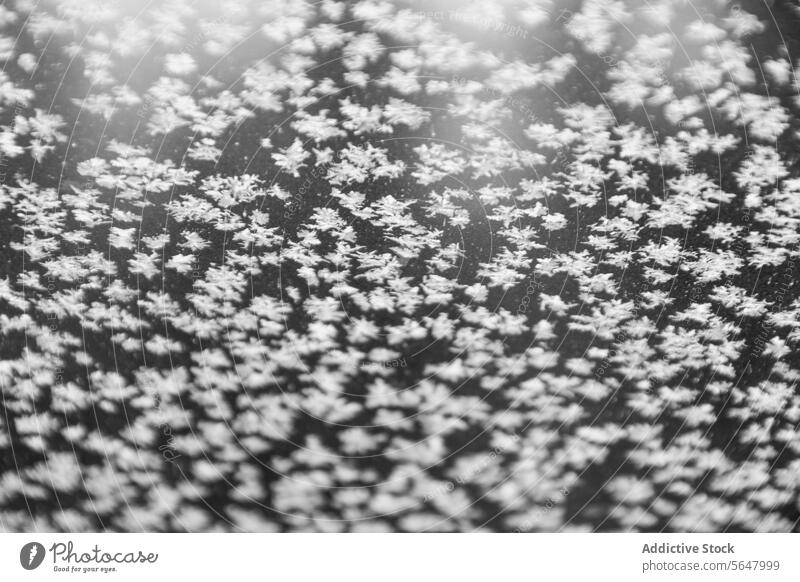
1 0 799 532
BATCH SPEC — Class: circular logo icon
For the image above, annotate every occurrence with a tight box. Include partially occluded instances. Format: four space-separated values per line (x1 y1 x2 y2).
20 542 46 570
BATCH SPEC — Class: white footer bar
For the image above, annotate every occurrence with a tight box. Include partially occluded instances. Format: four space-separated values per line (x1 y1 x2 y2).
1 534 797 581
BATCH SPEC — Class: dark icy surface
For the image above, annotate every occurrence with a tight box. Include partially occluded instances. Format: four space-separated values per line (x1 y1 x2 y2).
1 0 800 532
